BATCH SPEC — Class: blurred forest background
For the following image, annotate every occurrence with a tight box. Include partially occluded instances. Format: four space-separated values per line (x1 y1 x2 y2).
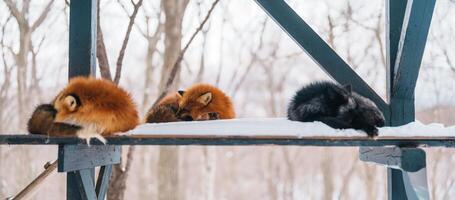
1 0 455 199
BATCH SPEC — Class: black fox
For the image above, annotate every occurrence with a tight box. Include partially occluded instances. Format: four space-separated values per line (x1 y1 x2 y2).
287 81 385 137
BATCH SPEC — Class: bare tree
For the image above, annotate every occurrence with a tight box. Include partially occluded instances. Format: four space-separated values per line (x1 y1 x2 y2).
136 2 164 109
4 0 55 129
0 16 14 133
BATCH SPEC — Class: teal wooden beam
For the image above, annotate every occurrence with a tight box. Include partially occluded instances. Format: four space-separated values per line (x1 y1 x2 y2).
76 169 98 200
254 0 389 117
95 165 113 200
67 0 111 199
386 0 407 103
68 0 97 78
58 145 120 172
389 0 436 125
385 0 435 199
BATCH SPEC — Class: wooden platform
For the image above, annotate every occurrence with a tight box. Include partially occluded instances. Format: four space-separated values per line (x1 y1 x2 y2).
1 134 455 147
2 119 454 147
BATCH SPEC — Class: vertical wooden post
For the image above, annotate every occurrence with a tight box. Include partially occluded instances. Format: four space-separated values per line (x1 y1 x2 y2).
67 0 99 199
386 1 409 199
68 0 97 78
386 0 435 199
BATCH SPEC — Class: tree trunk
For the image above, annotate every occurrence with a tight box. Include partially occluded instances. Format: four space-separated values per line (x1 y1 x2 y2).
15 27 31 130
157 1 188 200
321 149 334 200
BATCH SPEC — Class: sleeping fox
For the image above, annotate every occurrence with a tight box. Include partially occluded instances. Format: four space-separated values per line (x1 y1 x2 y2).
178 83 235 120
287 81 385 137
27 77 139 143
145 84 235 122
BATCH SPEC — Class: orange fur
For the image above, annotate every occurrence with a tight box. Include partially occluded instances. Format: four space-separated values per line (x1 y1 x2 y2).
179 83 235 119
157 92 182 108
53 76 139 135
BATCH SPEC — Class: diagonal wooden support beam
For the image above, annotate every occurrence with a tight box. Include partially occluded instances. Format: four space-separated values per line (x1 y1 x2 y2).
95 165 113 200
254 0 389 117
76 169 98 200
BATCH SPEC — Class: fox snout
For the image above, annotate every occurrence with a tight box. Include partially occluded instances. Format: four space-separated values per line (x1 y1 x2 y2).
376 118 385 127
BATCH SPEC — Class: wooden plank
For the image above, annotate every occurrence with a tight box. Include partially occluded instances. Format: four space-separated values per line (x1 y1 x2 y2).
69 0 97 78
1 135 455 147
95 165 112 200
254 0 389 116
360 147 425 172
58 145 121 172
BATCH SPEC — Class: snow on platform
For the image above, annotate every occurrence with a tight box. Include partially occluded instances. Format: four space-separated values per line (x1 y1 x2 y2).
126 118 455 138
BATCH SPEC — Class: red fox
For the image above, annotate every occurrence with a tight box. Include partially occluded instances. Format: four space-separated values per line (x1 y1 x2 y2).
178 83 235 120
27 77 139 142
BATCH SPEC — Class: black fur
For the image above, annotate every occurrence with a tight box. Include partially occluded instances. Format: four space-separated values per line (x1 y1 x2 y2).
287 81 385 137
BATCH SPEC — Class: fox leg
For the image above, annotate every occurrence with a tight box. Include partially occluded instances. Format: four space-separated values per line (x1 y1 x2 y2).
351 120 378 137
316 117 352 129
47 122 82 136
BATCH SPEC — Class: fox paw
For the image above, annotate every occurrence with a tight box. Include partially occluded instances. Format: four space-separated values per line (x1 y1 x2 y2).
208 112 220 120
363 126 378 138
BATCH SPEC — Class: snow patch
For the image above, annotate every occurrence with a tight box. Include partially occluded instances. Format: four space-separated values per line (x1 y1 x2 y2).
126 118 455 137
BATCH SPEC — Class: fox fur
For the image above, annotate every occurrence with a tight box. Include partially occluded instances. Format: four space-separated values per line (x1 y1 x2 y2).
145 92 183 123
287 81 385 137
178 83 235 120
27 77 139 142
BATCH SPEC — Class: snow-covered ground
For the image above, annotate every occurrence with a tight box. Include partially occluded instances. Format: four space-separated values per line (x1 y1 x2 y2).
127 118 455 137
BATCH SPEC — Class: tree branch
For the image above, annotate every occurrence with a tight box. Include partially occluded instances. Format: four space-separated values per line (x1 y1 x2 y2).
31 0 55 32
96 0 112 81
4 0 27 27
114 0 144 84
153 0 221 106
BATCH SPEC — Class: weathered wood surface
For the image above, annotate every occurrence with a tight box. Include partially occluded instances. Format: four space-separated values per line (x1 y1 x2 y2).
360 147 426 172
1 134 454 147
58 144 120 172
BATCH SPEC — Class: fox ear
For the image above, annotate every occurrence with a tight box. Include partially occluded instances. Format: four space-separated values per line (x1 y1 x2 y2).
178 90 185 96
197 92 212 106
64 95 79 112
343 84 352 94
